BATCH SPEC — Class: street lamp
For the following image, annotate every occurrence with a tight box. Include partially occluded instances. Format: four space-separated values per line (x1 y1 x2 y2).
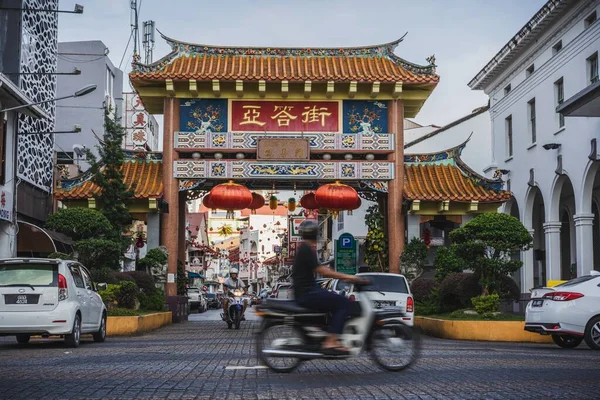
0 84 97 113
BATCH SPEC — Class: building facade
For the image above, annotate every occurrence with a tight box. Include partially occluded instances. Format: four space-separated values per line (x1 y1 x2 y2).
122 92 159 151
469 0 600 294
54 40 123 174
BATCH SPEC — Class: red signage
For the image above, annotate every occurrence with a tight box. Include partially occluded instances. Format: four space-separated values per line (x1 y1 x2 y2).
231 101 339 132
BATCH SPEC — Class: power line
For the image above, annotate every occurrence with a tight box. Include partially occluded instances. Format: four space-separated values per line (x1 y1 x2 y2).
119 30 134 70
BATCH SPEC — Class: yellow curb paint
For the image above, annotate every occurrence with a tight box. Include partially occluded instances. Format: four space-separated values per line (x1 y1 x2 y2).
106 312 172 336
415 316 553 343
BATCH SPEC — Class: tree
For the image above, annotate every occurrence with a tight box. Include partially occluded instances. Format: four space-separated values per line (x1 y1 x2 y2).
46 208 113 241
434 245 465 282
365 204 388 272
400 238 427 283
75 239 123 271
449 213 533 295
85 108 134 243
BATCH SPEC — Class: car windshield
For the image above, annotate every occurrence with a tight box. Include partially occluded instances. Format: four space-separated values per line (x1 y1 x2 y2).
358 274 409 293
207 293 216 299
0 263 58 287
555 275 600 287
188 288 200 293
335 280 351 292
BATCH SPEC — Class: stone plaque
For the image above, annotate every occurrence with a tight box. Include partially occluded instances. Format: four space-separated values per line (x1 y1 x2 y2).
257 138 310 161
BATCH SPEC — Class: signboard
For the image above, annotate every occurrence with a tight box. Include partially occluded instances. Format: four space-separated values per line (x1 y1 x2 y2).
335 233 357 275
231 100 339 132
0 187 13 222
257 138 310 161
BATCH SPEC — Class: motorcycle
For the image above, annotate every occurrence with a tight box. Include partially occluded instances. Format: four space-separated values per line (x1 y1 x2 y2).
254 282 420 373
221 286 246 330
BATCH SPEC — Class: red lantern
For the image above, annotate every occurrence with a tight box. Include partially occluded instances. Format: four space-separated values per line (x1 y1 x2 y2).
248 192 265 214
423 228 431 247
300 192 319 210
315 182 359 217
135 236 145 248
347 197 362 216
209 180 253 217
202 194 216 210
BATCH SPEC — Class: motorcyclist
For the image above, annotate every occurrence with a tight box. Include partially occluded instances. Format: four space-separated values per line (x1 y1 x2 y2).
292 220 367 356
222 268 247 321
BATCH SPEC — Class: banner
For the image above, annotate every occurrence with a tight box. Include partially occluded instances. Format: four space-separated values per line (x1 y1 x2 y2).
231 100 339 132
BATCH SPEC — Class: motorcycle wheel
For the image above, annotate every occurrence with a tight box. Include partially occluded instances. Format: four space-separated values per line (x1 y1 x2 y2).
257 322 303 373
370 322 420 372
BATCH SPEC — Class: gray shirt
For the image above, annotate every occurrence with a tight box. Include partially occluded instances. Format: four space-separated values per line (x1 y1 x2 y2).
224 278 245 292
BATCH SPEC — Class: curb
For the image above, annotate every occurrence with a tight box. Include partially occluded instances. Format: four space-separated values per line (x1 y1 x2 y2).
107 312 172 336
415 316 553 343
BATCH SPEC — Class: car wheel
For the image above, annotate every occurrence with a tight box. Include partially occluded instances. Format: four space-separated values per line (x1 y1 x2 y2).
93 313 107 343
584 316 600 350
16 334 30 344
551 334 583 348
65 314 81 348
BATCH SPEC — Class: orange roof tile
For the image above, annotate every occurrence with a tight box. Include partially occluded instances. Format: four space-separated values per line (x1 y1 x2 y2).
55 161 163 200
403 164 511 203
129 36 438 84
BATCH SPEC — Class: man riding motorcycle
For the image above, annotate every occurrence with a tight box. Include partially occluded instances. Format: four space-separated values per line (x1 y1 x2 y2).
222 268 247 321
292 220 367 355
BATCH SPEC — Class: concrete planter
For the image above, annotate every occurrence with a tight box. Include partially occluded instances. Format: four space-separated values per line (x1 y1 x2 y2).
107 312 172 336
415 316 553 343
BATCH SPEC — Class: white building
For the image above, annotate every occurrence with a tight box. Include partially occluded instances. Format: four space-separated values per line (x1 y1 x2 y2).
469 0 600 294
0 73 46 258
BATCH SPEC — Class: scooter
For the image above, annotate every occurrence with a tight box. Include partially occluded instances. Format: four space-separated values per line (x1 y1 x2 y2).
255 282 420 373
221 286 246 330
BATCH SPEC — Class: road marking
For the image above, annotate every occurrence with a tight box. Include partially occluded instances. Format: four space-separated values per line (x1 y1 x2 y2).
225 365 269 370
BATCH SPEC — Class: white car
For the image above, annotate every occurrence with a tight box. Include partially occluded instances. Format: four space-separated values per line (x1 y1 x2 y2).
187 287 206 313
347 272 414 327
0 258 107 347
275 283 294 300
325 278 352 296
525 270 600 349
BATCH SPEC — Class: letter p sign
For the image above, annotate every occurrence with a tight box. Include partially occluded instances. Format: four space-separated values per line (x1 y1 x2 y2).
339 233 355 249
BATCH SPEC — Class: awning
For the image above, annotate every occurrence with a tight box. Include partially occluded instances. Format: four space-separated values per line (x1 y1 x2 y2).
17 220 74 257
557 80 600 117
187 271 204 279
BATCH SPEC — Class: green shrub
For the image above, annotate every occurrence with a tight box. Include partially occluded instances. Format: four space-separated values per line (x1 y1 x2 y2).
123 271 155 293
108 308 139 317
75 238 123 271
47 252 73 260
490 275 520 302
139 289 166 311
116 281 138 309
400 238 428 282
410 278 439 302
98 283 120 305
91 268 116 284
46 208 113 241
415 288 441 315
471 294 500 314
434 245 465 282
110 272 135 283
439 273 482 312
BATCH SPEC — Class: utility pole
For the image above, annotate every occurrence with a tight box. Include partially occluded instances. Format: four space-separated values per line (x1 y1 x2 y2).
142 21 155 65
130 0 139 56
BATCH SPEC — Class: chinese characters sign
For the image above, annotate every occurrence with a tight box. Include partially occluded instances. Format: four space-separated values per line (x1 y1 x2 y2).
231 101 339 132
257 138 310 161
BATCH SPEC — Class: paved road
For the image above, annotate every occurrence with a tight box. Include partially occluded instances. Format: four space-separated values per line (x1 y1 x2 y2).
1 308 599 399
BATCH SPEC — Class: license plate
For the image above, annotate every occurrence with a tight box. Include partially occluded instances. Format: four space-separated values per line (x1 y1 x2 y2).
373 301 395 309
4 294 40 305
532 299 544 307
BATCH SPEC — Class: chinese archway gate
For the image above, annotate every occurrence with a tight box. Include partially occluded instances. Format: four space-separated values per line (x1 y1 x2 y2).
129 33 439 296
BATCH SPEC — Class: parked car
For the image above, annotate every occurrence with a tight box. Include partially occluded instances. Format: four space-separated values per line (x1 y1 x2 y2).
0 258 107 347
275 283 294 300
525 270 600 349
206 293 220 309
324 278 352 295
270 282 291 298
346 272 414 326
187 287 206 313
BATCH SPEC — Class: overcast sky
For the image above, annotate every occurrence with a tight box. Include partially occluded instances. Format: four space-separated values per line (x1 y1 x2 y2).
57 0 546 127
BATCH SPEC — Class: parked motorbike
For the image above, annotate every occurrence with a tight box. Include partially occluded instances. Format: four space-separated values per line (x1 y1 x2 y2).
255 282 420 373
221 286 246 330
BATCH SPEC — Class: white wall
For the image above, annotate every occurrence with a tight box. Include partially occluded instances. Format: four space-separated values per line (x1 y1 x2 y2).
480 0 600 286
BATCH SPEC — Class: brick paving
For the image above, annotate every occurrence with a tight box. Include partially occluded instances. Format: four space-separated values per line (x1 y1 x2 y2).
0 310 599 399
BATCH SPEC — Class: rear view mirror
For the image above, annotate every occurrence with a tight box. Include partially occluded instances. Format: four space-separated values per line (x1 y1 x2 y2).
96 283 107 291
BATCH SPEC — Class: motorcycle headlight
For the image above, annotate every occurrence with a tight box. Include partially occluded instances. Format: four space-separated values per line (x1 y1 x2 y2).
234 290 243 297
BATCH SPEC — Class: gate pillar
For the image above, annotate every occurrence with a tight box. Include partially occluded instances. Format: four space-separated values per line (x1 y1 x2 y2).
387 99 405 274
